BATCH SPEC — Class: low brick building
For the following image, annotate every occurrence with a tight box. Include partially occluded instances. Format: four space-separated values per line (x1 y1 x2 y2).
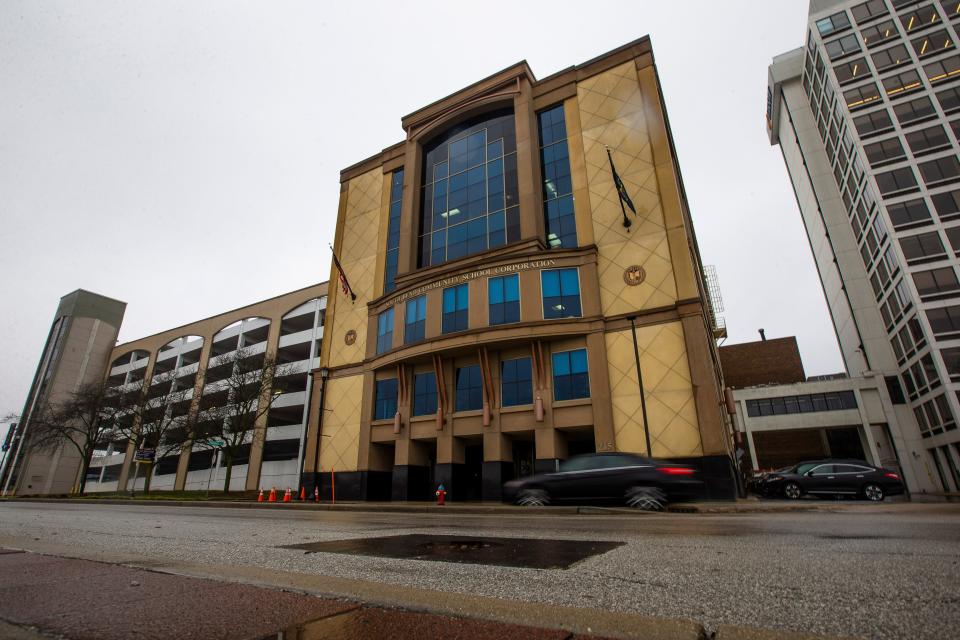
719 336 805 389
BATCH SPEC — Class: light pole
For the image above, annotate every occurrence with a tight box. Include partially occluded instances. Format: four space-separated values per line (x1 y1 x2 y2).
627 316 653 458
312 368 329 498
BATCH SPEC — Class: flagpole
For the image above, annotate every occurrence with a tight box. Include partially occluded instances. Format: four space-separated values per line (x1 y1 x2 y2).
606 148 632 230
329 244 357 302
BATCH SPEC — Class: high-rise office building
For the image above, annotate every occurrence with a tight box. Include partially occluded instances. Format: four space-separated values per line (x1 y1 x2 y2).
768 0 960 493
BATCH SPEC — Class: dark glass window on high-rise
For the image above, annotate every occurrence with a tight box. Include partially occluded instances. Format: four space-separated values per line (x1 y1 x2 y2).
489 274 520 325
541 268 582 319
418 110 519 268
374 378 398 420
413 372 438 416
552 349 590 401
455 365 483 412
384 170 404 293
376 308 394 354
538 105 576 249
442 283 469 333
501 357 533 407
405 295 426 344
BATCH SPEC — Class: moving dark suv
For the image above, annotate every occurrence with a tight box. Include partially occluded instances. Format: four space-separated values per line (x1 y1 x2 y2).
502 452 702 510
752 459 905 501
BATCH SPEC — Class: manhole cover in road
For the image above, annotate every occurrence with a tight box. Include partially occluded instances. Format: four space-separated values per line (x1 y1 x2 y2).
281 534 623 569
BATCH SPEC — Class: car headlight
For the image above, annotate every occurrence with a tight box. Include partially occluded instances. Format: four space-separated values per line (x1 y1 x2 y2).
766 475 784 482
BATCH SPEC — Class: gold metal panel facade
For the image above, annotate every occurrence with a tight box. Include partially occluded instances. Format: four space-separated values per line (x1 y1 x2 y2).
605 322 703 458
328 168 384 369
577 61 678 316
319 374 363 472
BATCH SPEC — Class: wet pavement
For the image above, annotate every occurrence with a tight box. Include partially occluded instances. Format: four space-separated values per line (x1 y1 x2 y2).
0 550 356 639
0 549 621 640
0 501 958 639
283 533 624 569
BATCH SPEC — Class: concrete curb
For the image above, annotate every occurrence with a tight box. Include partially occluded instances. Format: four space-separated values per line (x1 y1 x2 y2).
0 496 858 515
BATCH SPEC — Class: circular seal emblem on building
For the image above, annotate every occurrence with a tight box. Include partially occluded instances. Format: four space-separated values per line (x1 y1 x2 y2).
623 265 646 286
344 330 357 345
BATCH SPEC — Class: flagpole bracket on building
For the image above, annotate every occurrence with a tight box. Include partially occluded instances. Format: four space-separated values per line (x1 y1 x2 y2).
606 146 636 231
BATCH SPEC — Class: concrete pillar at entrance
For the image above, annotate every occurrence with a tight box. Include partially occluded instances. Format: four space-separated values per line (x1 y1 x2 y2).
393 439 431 501
436 436 466 501
482 432 514 501
535 428 567 465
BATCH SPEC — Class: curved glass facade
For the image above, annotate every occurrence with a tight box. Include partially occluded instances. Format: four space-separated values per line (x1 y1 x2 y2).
418 109 520 267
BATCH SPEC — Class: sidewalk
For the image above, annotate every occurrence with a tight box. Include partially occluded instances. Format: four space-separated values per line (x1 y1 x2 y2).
0 548 847 640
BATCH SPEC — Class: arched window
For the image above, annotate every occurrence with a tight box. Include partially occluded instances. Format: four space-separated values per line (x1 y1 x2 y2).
418 109 519 267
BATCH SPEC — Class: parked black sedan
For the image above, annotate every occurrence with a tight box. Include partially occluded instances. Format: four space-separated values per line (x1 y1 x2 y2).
502 452 702 510
752 459 905 501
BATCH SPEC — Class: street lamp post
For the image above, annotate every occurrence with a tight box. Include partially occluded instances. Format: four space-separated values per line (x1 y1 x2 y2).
627 316 653 458
312 368 329 498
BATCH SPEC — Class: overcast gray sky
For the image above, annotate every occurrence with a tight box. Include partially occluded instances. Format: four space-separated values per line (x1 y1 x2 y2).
0 0 837 421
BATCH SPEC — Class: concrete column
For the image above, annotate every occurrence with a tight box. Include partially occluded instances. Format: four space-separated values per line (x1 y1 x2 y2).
118 354 157 491
514 79 545 242
535 428 567 466
245 319 282 491
397 139 421 276
742 403 760 471
585 331 615 452
482 431 513 501
563 96 595 247
174 337 213 491
680 313 729 456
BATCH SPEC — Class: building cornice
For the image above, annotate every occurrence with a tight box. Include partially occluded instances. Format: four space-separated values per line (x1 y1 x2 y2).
339 36 653 184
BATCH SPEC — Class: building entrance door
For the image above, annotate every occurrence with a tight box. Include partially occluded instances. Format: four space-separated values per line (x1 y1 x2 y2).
513 440 534 479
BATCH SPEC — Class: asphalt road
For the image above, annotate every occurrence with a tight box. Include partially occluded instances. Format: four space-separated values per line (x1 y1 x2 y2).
0 501 957 639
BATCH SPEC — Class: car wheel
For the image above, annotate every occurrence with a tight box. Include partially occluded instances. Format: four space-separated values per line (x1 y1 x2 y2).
862 483 885 502
783 482 803 500
516 488 549 506
625 486 667 511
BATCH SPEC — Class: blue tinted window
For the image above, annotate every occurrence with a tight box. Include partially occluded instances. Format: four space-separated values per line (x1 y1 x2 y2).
383 170 404 293
374 378 398 420
405 295 426 344
538 105 576 249
418 110 520 267
442 284 469 333
489 274 520 325
501 358 533 407
552 349 590 401
376 308 394 354
541 269 582 319
413 372 438 416
455 365 483 411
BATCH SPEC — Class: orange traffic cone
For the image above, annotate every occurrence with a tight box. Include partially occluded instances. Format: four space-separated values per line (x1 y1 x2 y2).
299 487 306 501
257 489 264 503
268 487 277 503
283 487 292 503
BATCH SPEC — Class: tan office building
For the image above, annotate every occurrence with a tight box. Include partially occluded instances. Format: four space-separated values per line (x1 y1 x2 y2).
302 38 737 501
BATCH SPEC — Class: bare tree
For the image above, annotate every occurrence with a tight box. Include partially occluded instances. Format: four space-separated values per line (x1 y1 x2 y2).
196 346 291 492
111 367 196 493
2 382 132 495
13 380 137 495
